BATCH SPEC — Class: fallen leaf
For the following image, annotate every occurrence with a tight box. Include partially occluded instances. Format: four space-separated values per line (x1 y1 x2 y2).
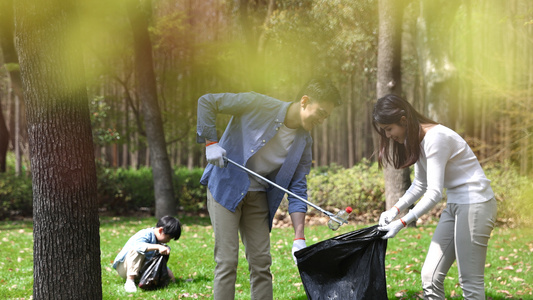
496 290 511 295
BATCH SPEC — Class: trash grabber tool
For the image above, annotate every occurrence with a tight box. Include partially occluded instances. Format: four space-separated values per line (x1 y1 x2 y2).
224 157 347 227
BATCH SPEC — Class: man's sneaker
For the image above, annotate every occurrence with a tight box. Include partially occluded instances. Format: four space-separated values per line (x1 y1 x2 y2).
124 280 137 293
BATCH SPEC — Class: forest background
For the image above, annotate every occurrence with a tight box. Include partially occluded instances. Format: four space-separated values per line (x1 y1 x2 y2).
1 0 532 223
0 0 532 222
2 0 532 173
1 0 532 299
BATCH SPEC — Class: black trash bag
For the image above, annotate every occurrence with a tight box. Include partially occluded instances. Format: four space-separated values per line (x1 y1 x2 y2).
138 252 170 290
294 225 388 300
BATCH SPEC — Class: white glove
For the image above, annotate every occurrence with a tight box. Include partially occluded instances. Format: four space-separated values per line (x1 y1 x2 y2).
205 143 226 168
291 239 306 264
379 206 399 227
378 219 405 239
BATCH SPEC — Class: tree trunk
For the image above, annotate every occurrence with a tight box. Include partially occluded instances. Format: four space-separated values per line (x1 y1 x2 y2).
127 0 176 218
463 0 475 137
14 0 102 298
377 0 411 211
0 105 9 172
0 0 24 173
347 76 355 166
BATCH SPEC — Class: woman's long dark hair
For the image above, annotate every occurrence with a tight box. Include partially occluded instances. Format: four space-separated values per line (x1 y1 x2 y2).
372 94 437 169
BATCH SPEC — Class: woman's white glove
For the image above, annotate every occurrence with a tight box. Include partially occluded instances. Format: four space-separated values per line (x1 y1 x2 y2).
205 143 226 167
378 219 405 239
379 207 399 226
291 239 306 264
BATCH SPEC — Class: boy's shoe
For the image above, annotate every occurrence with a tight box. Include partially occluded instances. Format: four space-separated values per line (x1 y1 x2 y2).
124 280 137 293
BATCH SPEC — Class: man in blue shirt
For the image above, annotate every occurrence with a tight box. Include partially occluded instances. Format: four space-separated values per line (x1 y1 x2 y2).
197 78 341 299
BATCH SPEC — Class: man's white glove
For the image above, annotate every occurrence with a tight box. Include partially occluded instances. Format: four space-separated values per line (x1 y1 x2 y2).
378 219 405 239
205 143 226 168
379 206 399 227
291 239 306 264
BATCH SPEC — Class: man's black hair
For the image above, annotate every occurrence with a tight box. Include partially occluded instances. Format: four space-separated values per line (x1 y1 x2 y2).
295 78 342 107
156 215 182 240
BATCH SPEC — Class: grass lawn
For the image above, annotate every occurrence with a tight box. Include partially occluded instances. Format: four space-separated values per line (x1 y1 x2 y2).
0 215 531 299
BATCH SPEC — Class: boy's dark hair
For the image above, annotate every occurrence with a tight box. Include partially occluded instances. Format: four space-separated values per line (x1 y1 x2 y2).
156 215 182 240
295 78 342 107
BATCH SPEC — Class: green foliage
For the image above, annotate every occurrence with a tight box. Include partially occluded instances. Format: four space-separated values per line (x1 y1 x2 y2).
1 217 531 299
90 96 121 146
95 165 155 213
4 62 20 72
484 163 533 227
96 165 207 214
149 10 190 51
307 159 385 214
1 159 532 229
264 0 378 80
0 173 33 220
173 167 207 211
306 161 533 228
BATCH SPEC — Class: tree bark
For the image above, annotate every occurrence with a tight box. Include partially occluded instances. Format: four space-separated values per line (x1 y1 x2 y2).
377 0 411 211
14 0 102 298
0 105 9 172
0 0 23 173
127 0 176 218
463 0 475 137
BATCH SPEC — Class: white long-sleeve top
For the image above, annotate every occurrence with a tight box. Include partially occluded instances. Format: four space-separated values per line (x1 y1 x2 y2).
397 125 494 222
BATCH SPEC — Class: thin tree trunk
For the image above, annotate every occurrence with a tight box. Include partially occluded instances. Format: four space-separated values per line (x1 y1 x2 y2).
313 127 319 167
127 0 176 218
321 120 328 165
524 17 532 174
463 0 475 137
15 94 20 175
0 0 23 172
187 135 194 170
347 76 355 167
377 0 411 211
0 104 9 172
14 0 102 298
122 89 130 167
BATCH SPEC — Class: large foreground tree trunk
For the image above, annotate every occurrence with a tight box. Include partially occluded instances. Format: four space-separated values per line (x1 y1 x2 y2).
377 0 411 211
127 0 176 218
14 0 102 298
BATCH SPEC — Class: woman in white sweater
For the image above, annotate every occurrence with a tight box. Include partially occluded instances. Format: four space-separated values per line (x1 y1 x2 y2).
372 94 497 300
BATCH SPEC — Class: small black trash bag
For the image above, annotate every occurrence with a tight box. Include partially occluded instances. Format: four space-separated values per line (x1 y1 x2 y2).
294 225 388 300
138 252 170 290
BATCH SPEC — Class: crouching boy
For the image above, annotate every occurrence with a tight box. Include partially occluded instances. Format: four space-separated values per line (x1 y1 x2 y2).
112 215 182 293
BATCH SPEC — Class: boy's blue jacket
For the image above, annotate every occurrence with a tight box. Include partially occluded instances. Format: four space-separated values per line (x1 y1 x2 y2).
112 228 164 269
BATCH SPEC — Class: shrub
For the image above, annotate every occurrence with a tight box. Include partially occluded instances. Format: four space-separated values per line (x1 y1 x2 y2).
484 163 533 227
0 173 33 220
173 167 207 212
96 165 207 214
1 159 532 227
306 159 385 215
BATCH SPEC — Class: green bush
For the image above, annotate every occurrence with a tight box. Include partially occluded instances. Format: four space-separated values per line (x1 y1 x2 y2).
173 167 207 211
306 159 385 215
0 173 33 219
1 159 532 227
96 165 207 214
484 163 533 227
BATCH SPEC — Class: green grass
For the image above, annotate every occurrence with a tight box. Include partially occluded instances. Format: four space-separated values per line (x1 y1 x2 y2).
0 216 531 299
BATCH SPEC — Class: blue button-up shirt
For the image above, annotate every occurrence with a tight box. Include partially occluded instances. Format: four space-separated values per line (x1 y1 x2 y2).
197 92 311 229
